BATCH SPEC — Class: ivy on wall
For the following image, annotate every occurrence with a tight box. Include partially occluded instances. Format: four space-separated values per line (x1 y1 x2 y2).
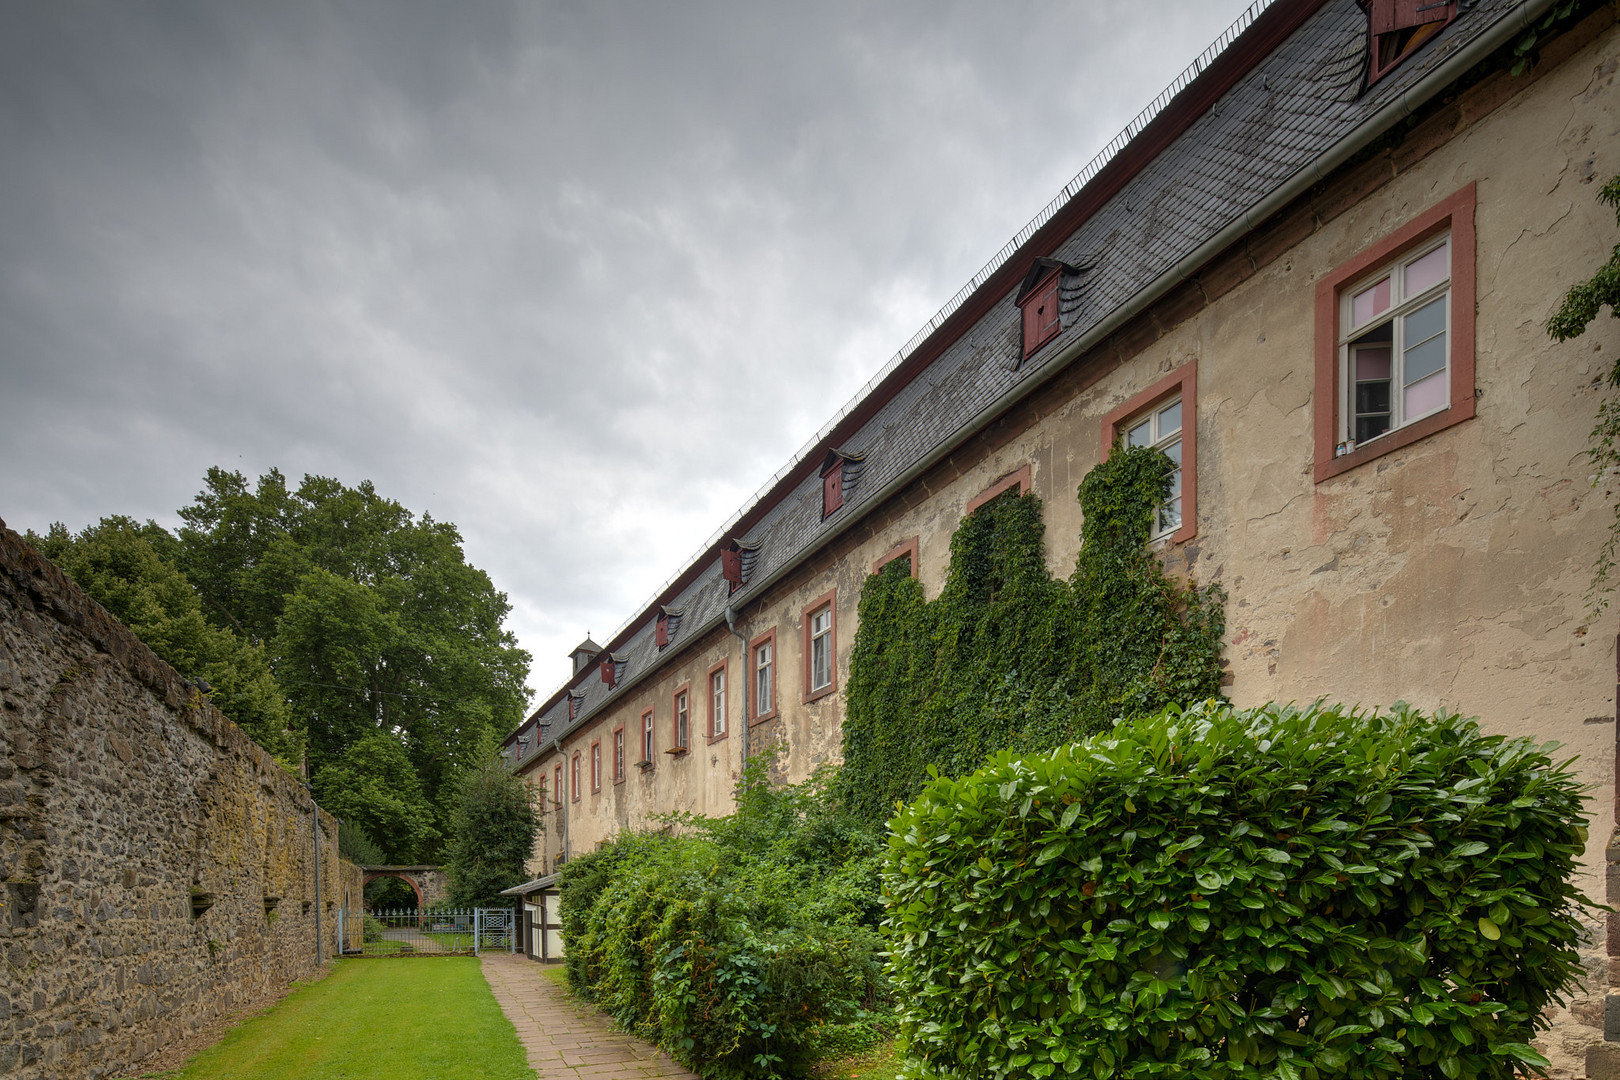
836 445 1225 825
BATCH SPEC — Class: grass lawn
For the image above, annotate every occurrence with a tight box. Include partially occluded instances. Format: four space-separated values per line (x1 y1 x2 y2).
162 958 535 1080
810 1038 903 1080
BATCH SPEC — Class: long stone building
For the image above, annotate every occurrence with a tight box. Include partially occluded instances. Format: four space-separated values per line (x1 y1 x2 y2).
503 1 1620 1073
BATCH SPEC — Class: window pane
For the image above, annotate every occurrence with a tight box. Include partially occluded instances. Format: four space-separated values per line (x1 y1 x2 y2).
1404 295 1446 349
1162 438 1182 467
1403 369 1448 417
1351 276 1391 327
1356 414 1391 442
1355 346 1391 382
1126 419 1151 447
1403 329 1447 385
1404 240 1449 295
1158 497 1181 534
1157 400 1181 435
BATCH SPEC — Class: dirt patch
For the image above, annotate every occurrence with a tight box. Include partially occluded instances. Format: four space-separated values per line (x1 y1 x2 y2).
112 962 340 1078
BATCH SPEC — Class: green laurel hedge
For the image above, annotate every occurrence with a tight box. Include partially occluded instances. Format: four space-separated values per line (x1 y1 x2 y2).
883 701 1592 1080
559 764 888 1080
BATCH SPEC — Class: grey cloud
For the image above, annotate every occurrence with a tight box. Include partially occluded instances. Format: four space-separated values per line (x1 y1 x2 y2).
0 0 1256 697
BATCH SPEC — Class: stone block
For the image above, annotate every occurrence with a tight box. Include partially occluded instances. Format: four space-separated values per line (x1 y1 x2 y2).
1591 1040 1620 1080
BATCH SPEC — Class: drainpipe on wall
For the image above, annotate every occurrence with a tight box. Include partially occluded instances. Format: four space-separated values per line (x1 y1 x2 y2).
553 736 569 864
301 782 323 966
726 604 750 766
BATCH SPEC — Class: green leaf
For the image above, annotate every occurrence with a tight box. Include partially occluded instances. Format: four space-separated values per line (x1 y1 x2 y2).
1478 917 1501 941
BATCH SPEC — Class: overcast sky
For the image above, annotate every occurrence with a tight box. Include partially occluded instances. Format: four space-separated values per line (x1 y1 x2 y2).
1 0 1257 706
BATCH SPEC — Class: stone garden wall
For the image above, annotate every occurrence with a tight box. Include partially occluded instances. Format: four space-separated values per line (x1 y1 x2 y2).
0 519 363 1079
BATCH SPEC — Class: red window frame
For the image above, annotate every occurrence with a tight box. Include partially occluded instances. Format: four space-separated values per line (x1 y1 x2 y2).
590 739 602 793
640 707 656 765
1100 361 1199 544
1018 267 1062 358
1313 183 1475 484
553 764 563 808
872 536 919 577
749 628 777 724
612 726 625 785
655 612 670 649
671 683 691 751
706 659 729 742
965 465 1031 516
570 752 581 802
801 590 838 704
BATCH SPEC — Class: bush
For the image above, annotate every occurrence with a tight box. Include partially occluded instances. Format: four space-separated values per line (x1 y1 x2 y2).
559 761 889 1080
883 701 1593 1080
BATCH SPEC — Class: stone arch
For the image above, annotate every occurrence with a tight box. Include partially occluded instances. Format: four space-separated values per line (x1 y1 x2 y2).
362 870 423 910
359 865 448 910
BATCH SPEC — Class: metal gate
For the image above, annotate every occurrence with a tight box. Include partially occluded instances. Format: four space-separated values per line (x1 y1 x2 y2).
337 907 517 957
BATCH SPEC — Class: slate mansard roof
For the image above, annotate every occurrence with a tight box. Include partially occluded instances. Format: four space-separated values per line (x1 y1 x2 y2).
504 0 1549 768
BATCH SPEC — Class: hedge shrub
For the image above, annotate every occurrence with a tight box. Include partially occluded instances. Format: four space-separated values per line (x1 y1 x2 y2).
883 701 1592 1080
559 763 889 1080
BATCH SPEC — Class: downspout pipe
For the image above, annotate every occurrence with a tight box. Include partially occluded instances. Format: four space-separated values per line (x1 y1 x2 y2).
725 604 750 766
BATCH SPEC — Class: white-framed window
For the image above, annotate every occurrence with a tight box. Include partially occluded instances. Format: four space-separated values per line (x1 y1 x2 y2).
1338 233 1450 454
754 640 773 716
809 606 833 692
710 668 727 738
1124 397 1184 538
641 709 654 762
613 728 625 783
674 689 689 749
590 742 601 793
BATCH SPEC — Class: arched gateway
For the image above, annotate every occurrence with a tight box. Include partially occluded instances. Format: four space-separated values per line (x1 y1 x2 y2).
360 865 448 910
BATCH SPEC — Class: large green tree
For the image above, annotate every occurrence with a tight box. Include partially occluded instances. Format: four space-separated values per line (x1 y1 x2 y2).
171 467 532 860
313 733 439 864
28 517 302 763
445 749 540 908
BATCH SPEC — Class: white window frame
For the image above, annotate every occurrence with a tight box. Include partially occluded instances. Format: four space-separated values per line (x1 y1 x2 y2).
674 689 689 749
711 668 727 737
754 641 773 717
809 606 833 692
641 710 654 762
1123 396 1184 540
1336 232 1451 455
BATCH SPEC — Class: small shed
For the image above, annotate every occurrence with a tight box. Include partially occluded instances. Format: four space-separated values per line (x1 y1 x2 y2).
501 873 564 963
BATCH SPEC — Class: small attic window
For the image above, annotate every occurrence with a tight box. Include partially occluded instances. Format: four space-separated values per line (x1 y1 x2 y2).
1015 258 1077 360
1364 0 1456 85
722 540 760 594
820 448 866 520
567 689 587 721
655 606 685 649
599 653 628 688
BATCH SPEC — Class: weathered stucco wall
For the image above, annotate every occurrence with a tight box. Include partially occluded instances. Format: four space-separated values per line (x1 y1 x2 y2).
0 521 361 1080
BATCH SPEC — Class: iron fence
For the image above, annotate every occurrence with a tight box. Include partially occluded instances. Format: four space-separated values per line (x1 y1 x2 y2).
337 907 516 957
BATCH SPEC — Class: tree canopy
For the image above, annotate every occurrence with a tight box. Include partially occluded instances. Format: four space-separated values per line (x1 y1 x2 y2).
29 517 301 764
30 467 532 864
445 749 541 907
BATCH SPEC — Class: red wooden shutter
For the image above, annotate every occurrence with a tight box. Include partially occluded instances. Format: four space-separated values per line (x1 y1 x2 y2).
655 614 669 648
721 547 742 585
823 466 843 517
600 658 614 687
1374 0 1453 33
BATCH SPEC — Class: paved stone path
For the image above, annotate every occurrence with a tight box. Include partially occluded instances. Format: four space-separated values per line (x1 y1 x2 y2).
481 954 701 1080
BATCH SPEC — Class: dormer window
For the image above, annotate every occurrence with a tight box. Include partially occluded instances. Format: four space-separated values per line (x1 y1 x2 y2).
1364 0 1456 85
820 448 865 520
567 688 586 721
655 606 685 649
599 652 628 688
722 539 761 594
1015 258 1077 360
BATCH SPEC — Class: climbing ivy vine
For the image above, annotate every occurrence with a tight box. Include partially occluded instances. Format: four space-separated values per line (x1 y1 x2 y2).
835 445 1225 825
